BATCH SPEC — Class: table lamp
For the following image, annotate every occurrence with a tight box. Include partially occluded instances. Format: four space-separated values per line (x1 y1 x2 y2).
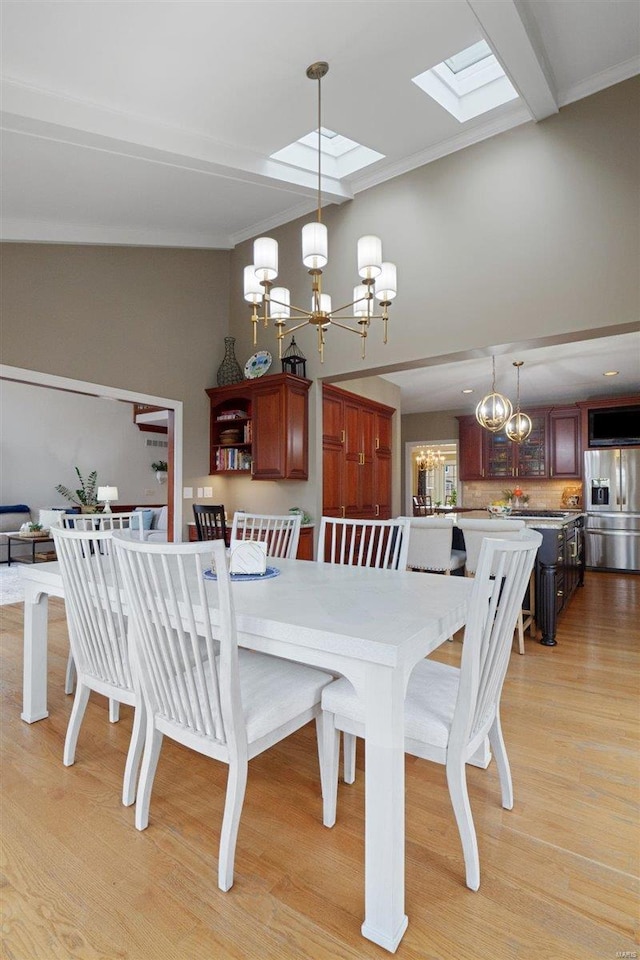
97 486 119 513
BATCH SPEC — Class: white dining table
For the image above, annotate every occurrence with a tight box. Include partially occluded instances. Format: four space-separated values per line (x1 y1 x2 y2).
19 557 473 953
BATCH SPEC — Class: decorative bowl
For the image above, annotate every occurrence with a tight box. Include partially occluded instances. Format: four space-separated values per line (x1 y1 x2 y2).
487 504 512 518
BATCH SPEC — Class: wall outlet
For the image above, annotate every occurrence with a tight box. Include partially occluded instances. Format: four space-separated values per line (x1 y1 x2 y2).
203 486 213 498
197 487 204 498
144 488 155 496
183 487 193 498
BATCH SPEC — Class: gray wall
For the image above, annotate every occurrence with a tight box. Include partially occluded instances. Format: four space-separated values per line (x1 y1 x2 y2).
228 79 639 381
1 243 231 491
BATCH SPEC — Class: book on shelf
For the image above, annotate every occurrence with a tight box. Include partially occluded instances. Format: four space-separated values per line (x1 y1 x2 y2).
216 409 247 421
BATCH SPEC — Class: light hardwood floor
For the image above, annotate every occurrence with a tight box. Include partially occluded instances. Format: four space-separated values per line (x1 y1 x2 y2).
1 571 638 959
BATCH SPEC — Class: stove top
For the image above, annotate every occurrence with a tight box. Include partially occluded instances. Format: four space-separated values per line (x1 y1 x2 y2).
510 510 571 518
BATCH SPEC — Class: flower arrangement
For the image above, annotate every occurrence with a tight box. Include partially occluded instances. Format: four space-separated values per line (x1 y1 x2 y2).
151 460 168 473
55 467 99 509
502 487 530 505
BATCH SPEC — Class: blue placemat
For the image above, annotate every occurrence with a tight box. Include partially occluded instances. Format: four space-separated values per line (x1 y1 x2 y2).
204 566 280 582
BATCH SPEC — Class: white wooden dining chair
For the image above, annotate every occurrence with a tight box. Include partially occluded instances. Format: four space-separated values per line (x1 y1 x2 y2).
230 511 301 559
61 512 144 713
458 518 535 654
51 526 144 807
321 529 542 892
317 515 411 780
317 516 411 571
63 511 146 539
111 535 334 893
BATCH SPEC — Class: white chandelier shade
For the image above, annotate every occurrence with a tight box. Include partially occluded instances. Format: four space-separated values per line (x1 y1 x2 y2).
302 222 328 269
244 62 396 362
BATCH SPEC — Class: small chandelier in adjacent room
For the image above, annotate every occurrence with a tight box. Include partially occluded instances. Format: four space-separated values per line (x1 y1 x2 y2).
416 447 446 471
475 355 513 432
505 360 533 442
244 62 397 363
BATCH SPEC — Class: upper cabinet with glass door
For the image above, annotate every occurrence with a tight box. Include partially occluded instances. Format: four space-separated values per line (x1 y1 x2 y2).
484 411 548 479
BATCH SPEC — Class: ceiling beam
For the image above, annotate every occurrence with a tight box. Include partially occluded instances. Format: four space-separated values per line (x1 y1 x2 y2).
467 0 559 121
1 80 352 204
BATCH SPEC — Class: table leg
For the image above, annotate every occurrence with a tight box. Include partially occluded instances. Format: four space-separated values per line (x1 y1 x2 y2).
361 666 408 953
21 583 49 723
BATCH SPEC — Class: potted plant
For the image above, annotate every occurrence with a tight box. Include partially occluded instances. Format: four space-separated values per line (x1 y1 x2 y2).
55 468 99 512
152 460 168 484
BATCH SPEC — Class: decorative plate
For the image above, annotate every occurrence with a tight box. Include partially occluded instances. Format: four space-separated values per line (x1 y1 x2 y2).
244 351 272 379
204 566 280 582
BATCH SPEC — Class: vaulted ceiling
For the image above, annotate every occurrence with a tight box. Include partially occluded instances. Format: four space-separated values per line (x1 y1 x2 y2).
2 0 638 248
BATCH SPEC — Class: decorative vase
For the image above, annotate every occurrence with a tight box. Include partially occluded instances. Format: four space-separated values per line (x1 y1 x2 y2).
80 505 99 514
216 337 244 386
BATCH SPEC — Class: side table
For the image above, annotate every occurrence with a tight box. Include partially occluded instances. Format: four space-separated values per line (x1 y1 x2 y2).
7 534 56 566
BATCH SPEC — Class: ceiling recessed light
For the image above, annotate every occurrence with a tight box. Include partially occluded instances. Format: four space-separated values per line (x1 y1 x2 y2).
462 388 474 394
603 370 619 377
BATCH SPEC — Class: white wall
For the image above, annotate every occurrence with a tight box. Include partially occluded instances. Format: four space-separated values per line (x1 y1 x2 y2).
0 380 168 515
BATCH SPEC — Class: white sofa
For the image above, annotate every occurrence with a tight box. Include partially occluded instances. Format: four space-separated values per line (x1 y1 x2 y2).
133 505 168 542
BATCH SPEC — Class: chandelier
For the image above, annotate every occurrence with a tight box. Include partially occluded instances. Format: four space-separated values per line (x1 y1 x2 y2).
244 62 397 363
416 448 446 471
505 360 533 442
475 355 513 432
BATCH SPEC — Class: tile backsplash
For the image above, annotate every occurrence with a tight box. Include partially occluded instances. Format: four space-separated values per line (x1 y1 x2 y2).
461 480 583 510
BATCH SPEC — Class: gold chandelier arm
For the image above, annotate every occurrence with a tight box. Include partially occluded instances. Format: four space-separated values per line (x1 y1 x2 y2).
277 318 314 337
326 319 368 336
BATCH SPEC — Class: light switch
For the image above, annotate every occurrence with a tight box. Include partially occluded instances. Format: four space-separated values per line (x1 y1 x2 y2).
203 486 213 498
183 487 193 498
197 487 204 498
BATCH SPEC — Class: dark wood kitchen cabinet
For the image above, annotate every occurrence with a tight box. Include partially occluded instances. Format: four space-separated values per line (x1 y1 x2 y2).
457 416 486 480
548 406 582 479
206 373 311 480
534 516 584 645
459 407 580 481
323 384 394 519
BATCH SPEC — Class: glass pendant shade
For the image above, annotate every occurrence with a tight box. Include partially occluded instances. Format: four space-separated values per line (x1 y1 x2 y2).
357 235 383 279
244 265 263 303
353 284 370 316
254 237 278 281
475 392 513 432
302 222 328 269
505 411 533 443
270 287 290 320
375 262 397 301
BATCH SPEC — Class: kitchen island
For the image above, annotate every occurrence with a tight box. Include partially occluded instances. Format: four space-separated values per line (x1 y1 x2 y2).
452 510 585 646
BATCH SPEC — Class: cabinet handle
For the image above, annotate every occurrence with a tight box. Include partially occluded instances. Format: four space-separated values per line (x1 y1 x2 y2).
375 504 380 517
341 430 345 443
557 555 563 563
341 505 345 518
570 543 578 559
375 437 380 450
360 452 365 465
557 589 564 597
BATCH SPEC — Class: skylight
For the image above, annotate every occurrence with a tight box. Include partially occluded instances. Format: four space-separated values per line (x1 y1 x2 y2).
412 40 519 122
271 127 384 180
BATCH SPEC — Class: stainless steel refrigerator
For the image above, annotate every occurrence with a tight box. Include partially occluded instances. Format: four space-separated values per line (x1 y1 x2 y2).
584 449 640 572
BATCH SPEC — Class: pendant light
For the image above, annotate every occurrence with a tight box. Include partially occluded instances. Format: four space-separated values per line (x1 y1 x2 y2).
505 361 533 442
475 355 513 432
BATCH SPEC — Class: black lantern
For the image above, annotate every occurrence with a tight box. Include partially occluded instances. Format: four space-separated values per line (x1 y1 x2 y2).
281 337 307 378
